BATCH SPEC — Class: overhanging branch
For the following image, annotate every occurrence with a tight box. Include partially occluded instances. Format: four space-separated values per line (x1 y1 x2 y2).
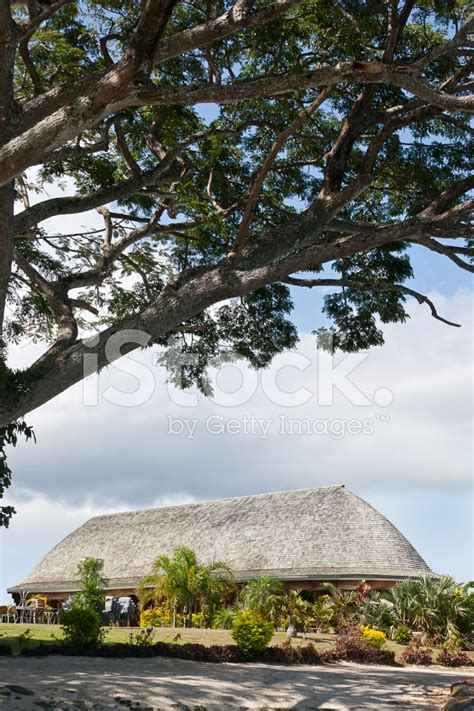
283 276 461 327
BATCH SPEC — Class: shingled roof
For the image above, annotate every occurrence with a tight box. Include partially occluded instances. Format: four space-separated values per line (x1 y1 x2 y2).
8 485 433 594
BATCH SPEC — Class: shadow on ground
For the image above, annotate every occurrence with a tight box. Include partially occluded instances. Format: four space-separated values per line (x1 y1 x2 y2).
0 655 472 709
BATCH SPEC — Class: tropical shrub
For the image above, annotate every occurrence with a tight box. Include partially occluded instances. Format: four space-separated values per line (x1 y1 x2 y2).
17 628 33 653
322 626 394 664
191 612 205 628
401 637 432 666
355 581 372 605
454 583 474 645
137 547 235 628
360 626 386 650
308 595 333 632
129 628 155 648
59 556 107 650
241 576 284 621
231 611 274 652
283 642 322 665
19 638 318 664
279 590 312 632
76 557 106 615
211 607 236 630
389 576 472 642
436 645 471 667
321 583 358 631
140 609 164 628
140 606 182 628
392 626 412 645
60 599 105 650
359 591 394 633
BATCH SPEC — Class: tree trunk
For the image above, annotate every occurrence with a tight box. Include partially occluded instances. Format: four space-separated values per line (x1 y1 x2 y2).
0 1 16 346
0 183 14 344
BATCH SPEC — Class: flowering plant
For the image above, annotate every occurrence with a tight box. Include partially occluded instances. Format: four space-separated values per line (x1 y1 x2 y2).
360 625 387 649
355 581 371 605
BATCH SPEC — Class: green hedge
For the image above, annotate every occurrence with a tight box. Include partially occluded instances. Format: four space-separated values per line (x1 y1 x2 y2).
231 611 274 652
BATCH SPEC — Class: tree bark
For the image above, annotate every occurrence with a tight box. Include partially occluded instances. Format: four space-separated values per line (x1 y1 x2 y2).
0 0 16 343
1 60 472 190
0 184 14 344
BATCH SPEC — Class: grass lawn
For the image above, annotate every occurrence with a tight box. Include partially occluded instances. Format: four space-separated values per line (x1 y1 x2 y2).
1 624 472 666
1 623 335 650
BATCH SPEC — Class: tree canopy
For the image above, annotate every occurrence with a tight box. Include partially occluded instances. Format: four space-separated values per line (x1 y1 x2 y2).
0 1 472 490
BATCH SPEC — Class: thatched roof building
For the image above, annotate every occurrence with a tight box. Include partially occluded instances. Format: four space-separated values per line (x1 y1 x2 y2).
8 486 433 601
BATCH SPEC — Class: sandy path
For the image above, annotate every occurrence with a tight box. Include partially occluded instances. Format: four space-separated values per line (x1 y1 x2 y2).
0 656 472 710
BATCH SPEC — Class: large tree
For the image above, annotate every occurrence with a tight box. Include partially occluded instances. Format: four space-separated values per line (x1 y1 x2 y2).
0 0 472 518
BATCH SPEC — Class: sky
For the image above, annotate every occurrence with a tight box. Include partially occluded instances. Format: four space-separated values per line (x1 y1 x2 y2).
0 182 473 603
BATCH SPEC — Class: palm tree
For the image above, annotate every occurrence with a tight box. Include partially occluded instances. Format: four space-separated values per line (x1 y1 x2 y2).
187 557 236 626
386 578 421 629
137 547 235 627
309 595 333 632
137 553 181 626
281 590 311 634
387 576 472 641
241 576 284 621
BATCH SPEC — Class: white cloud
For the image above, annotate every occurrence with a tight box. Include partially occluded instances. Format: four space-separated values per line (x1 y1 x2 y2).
6 288 472 501
1 289 472 600
0 489 195 601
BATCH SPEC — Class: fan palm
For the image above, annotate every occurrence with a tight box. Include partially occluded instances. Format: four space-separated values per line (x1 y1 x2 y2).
387 576 472 641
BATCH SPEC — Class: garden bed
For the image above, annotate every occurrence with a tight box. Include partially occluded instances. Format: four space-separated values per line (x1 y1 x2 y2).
1 624 472 669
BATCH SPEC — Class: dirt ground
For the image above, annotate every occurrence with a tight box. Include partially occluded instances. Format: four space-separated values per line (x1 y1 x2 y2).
0 655 473 710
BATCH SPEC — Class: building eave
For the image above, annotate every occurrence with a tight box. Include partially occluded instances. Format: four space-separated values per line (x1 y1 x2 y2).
7 569 439 595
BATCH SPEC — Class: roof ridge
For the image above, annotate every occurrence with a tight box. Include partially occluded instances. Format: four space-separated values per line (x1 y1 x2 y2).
89 484 347 521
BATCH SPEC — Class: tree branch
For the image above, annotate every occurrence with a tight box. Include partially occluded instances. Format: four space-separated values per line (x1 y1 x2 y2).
13 163 179 233
410 234 474 273
418 176 474 218
2 59 472 189
228 86 332 264
43 121 111 164
153 0 306 64
13 248 78 342
18 0 75 42
136 63 474 113
283 276 461 327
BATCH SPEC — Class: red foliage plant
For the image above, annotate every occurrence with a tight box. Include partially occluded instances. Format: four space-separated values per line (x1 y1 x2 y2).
436 647 471 667
401 638 432 666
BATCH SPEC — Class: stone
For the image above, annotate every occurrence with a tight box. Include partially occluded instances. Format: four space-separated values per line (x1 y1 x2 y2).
5 684 35 696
